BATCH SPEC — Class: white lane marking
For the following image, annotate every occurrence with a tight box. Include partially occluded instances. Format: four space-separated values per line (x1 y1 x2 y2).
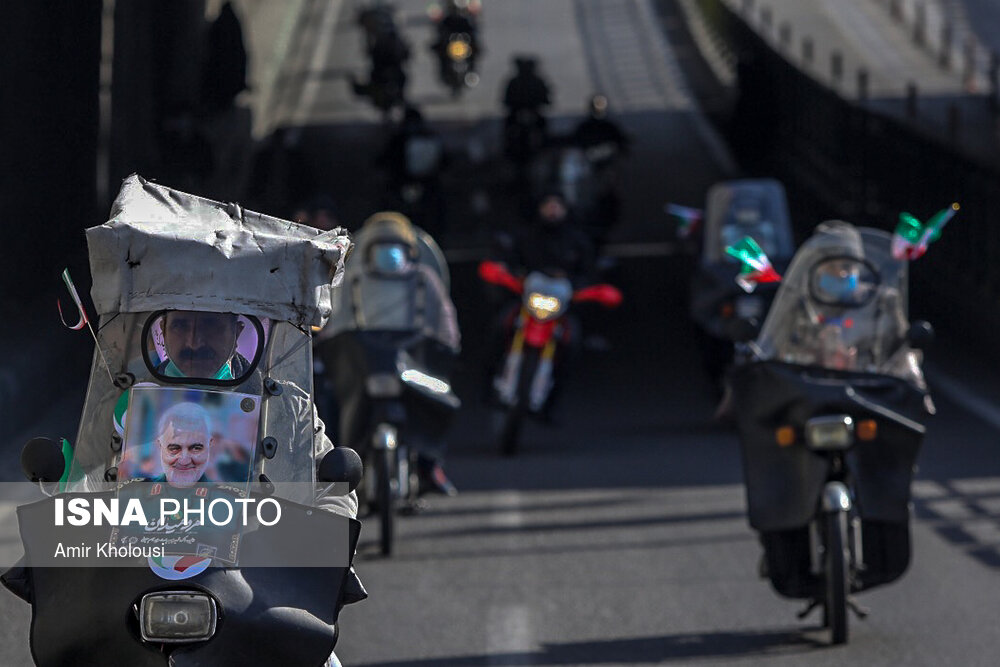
912 479 950 499
485 492 532 662
951 478 1000 496
486 605 533 664
292 0 343 127
489 490 524 529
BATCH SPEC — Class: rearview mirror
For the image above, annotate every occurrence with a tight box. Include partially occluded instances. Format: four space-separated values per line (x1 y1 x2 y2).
319 447 364 492
907 320 934 350
21 437 65 483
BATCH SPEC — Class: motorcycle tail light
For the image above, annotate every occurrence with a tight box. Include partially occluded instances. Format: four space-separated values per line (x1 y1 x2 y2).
774 425 795 447
804 415 854 450
856 419 877 441
139 592 217 643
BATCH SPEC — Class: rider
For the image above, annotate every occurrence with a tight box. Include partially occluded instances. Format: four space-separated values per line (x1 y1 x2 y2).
351 17 411 103
317 212 460 496
571 94 629 169
432 0 480 53
376 106 447 232
502 56 552 121
757 220 922 385
511 192 596 286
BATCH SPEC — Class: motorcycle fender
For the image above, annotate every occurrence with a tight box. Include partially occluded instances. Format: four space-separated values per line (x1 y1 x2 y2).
822 481 852 513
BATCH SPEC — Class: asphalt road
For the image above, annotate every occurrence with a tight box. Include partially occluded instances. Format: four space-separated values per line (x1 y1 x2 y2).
2 1 999 665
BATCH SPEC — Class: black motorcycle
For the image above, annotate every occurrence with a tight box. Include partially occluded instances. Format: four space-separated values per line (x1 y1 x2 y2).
324 330 460 555
728 224 933 645
688 179 795 384
504 108 548 170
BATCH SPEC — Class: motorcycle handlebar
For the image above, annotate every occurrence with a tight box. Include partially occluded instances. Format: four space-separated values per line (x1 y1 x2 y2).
573 284 623 308
478 260 523 294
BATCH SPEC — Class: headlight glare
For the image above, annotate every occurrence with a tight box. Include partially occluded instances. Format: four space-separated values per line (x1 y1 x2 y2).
527 293 562 320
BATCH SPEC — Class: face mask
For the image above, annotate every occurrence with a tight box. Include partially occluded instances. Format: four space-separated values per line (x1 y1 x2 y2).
817 272 858 299
371 244 410 274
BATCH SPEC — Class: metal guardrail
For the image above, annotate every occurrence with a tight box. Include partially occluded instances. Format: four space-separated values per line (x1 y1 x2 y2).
693 0 1000 345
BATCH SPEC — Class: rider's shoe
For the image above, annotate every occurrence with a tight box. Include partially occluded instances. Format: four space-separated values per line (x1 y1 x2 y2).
417 456 458 497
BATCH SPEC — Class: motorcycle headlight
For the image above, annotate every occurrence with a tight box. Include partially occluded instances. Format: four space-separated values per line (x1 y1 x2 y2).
139 592 217 643
527 293 562 321
804 415 854 451
447 39 471 61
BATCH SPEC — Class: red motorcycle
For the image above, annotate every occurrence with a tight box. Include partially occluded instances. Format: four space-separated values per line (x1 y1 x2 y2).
478 261 622 455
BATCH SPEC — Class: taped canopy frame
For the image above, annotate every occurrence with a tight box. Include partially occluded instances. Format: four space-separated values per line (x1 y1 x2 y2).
87 174 353 329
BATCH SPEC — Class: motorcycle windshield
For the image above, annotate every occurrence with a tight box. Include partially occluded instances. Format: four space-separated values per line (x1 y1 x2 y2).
67 311 325 501
702 179 794 265
754 224 921 385
349 221 451 290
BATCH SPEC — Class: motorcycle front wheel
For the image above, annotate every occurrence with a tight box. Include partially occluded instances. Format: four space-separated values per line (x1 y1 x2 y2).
377 447 396 556
823 510 849 644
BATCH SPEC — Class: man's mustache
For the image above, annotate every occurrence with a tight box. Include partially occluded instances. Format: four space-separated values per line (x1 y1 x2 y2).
179 347 218 361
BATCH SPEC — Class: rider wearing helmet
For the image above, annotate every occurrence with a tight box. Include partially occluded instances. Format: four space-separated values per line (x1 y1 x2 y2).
571 94 629 168
318 212 460 495
502 56 552 116
761 221 915 381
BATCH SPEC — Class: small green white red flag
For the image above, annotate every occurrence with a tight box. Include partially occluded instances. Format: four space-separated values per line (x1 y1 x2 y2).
725 236 782 293
665 203 704 239
57 269 89 330
892 203 959 261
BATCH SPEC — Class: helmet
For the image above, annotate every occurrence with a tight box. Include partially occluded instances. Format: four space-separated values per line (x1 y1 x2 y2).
360 211 420 275
537 192 569 226
514 56 537 73
807 222 877 307
588 94 609 118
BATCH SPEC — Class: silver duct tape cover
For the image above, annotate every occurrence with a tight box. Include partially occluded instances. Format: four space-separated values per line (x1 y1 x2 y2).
87 175 352 328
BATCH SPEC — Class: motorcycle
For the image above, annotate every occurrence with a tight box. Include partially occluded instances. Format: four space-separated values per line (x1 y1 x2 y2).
2 175 365 666
527 145 612 243
478 261 622 455
323 330 459 556
727 224 934 645
504 107 548 170
436 32 479 96
353 4 410 114
687 178 795 384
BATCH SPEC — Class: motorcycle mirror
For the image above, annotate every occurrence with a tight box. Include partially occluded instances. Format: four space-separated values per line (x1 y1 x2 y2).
907 320 934 350
21 437 66 483
725 317 759 343
319 447 364 491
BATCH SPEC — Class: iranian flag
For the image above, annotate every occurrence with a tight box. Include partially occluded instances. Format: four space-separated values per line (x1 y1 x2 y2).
725 236 782 293
892 203 959 261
